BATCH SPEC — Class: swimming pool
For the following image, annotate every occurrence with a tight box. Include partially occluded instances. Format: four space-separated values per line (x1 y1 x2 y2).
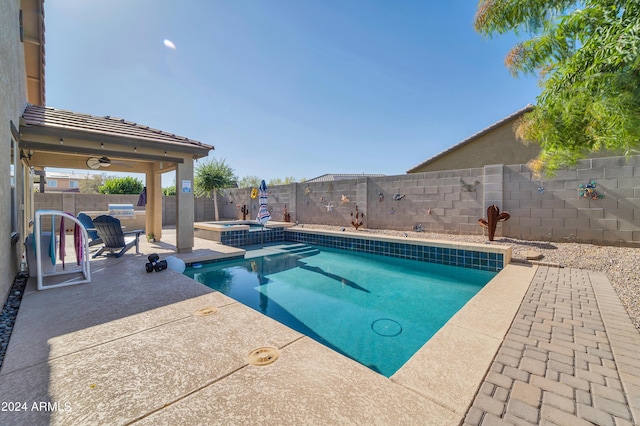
184 245 497 376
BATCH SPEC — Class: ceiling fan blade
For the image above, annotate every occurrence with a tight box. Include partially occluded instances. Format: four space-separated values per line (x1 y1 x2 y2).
98 156 111 167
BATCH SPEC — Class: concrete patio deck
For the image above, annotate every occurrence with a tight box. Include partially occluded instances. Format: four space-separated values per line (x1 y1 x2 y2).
0 230 638 425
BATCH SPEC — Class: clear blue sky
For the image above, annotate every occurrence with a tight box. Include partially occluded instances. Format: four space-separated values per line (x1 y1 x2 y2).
44 0 540 187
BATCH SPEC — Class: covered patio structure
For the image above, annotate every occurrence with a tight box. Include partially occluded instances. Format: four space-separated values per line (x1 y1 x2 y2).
18 104 213 252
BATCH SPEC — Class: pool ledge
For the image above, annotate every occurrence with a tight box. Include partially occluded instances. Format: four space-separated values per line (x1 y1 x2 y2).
195 220 295 231
391 263 538 418
287 227 512 268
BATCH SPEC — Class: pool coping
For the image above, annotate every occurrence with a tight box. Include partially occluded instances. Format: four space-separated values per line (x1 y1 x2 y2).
188 226 512 272
392 263 538 416
194 220 295 231
287 227 511 255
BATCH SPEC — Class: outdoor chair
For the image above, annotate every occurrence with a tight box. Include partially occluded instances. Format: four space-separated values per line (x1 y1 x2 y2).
91 215 143 258
77 213 104 247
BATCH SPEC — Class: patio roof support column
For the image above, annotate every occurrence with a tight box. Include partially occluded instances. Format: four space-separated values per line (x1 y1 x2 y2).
146 168 162 242
175 159 194 253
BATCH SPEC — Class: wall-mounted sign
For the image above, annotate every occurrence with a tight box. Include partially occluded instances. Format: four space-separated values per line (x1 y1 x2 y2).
182 180 191 193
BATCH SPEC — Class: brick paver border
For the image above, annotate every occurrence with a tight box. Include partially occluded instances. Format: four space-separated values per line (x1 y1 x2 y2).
464 267 640 425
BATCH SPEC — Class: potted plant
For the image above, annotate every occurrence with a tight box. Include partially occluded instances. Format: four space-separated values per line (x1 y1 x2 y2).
147 233 155 243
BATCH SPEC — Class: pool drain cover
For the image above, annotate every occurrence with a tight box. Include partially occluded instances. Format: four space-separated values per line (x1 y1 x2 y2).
194 307 219 316
371 318 402 337
247 347 280 366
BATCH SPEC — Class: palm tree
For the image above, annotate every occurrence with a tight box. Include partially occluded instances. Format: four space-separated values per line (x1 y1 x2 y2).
194 158 235 221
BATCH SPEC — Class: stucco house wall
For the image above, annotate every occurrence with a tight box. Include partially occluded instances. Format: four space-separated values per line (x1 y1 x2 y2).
409 117 540 173
1 0 28 301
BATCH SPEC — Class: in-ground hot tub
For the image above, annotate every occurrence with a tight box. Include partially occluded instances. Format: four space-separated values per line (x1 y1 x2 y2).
194 220 294 246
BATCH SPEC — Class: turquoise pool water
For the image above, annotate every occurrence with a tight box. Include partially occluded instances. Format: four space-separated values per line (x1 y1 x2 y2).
184 245 497 376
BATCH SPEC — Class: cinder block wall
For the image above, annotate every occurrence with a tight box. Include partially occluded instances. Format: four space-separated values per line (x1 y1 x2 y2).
34 193 143 231
216 155 640 245
163 196 214 225
365 170 485 233
502 156 640 244
295 180 360 226
35 154 640 245
218 185 295 222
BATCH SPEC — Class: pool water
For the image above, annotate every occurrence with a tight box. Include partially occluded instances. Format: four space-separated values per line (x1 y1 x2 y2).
184 245 496 376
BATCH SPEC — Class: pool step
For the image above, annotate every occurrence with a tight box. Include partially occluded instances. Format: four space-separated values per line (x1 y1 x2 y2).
281 244 319 257
294 248 320 258
281 244 314 253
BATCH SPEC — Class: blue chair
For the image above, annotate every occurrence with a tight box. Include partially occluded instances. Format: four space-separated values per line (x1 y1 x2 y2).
77 213 103 247
91 215 143 258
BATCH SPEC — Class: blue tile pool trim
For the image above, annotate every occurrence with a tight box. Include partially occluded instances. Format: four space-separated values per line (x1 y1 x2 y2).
220 227 284 247
284 230 504 272
186 254 245 267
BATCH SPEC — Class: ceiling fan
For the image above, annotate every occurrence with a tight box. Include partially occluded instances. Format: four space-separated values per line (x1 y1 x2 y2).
86 156 112 169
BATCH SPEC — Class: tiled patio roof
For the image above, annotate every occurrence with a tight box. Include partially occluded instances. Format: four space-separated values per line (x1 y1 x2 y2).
21 104 213 150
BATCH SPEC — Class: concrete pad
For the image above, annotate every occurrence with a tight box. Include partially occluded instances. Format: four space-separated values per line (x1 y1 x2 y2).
391 324 504 415
391 264 537 414
136 337 460 426
2 257 227 374
0 303 302 425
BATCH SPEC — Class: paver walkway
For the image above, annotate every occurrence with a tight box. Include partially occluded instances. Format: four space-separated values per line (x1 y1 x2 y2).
464 266 640 425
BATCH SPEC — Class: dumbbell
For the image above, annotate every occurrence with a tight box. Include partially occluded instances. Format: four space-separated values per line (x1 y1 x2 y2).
145 253 168 273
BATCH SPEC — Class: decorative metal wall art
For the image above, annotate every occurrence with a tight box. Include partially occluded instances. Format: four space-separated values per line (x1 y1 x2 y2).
350 205 364 230
460 179 480 192
579 181 603 199
478 205 511 241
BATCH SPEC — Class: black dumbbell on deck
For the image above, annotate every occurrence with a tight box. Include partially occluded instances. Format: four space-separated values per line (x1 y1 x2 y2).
145 253 167 273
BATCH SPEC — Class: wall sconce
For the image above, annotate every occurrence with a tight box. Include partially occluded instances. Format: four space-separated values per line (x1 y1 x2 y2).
101 143 104 149
134 147 137 152
164 151 167 156
59 138 63 144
